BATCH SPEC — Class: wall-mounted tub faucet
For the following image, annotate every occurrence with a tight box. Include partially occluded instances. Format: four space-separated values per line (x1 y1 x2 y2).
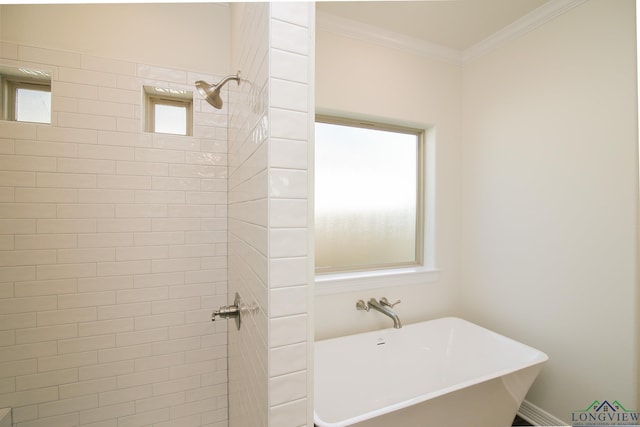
356 297 403 329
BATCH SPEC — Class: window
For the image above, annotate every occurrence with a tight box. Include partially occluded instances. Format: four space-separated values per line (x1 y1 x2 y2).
1 66 52 124
315 116 425 274
144 86 193 136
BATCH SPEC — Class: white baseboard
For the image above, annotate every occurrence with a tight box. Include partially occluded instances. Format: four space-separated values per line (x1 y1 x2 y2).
518 400 569 426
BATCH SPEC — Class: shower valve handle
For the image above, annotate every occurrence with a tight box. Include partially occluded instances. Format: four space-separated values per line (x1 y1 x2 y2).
380 297 401 308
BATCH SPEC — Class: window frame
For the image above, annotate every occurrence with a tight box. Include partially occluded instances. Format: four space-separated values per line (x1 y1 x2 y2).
1 70 52 124
143 86 193 136
314 115 435 290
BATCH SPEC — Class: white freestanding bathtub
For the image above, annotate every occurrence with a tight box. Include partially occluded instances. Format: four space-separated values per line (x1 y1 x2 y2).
314 317 548 427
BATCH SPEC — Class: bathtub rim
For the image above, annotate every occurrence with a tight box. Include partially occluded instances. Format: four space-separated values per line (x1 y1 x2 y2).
313 316 549 427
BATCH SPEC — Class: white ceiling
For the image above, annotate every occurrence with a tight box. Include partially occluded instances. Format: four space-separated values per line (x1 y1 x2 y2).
316 0 551 51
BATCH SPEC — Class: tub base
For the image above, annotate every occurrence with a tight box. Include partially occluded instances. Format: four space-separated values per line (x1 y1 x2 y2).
350 378 517 427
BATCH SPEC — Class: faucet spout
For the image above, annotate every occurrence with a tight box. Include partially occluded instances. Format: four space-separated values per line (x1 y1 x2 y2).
367 298 402 329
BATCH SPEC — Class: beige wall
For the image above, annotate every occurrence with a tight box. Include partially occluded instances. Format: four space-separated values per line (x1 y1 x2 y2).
0 4 230 76
461 0 638 421
314 29 464 338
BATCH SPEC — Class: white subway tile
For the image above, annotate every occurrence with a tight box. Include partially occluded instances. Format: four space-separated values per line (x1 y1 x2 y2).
77 276 133 293
169 397 217 419
270 343 307 377
152 297 200 315
77 233 133 248
116 328 168 347
79 144 134 161
14 278 77 297
23 181 79 203
116 367 168 389
78 318 133 337
12 412 79 427
97 174 151 190
98 343 150 364
271 2 310 27
116 287 167 304
119 408 170 427
96 260 151 277
98 385 151 407
57 248 115 264
58 112 117 131
0 219 36 234
36 263 96 280
98 87 140 105
78 189 134 204
0 121 37 140
54 81 98 101
134 271 184 289
270 49 308 84
0 203 56 219
57 158 115 174
58 335 114 354
115 204 167 218
59 377 116 400
37 219 96 233
79 401 134 424
152 177 200 191
151 258 200 273
269 314 307 348
270 257 308 288
270 138 307 169
14 234 76 250
15 140 78 158
134 190 185 204
36 172 97 188
116 161 168 176
57 203 115 218
135 391 184 414
15 324 77 344
269 397 307 427
270 370 306 406
0 312 37 331
134 232 184 247
59 67 117 87
0 358 37 379
96 219 151 233
134 312 184 331
150 337 199 356
269 229 307 258
0 250 57 267
97 131 151 148
36 124 97 144
16 368 78 391
0 171 36 187
78 99 135 118
0 386 58 410
133 352 184 373
0 188 13 203
152 375 200 397
151 218 200 232
97 302 151 320
39 394 98 418
271 19 309 55
58 290 116 309
78 360 134 382
137 64 186 82
37 307 97 326
269 169 307 198
134 148 184 163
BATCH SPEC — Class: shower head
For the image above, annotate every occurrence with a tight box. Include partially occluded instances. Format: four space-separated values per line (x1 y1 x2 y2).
195 71 241 109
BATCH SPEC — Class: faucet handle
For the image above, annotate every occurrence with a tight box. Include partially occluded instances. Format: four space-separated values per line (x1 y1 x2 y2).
356 299 370 311
380 297 401 308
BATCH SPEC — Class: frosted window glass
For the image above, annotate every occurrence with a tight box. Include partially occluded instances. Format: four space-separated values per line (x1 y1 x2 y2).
154 104 187 135
15 88 51 124
315 121 420 272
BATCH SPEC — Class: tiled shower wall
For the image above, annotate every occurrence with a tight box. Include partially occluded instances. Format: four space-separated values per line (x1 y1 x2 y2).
0 43 229 427
228 2 313 426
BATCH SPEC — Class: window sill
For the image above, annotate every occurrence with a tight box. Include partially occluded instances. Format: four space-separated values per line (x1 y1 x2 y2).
314 266 440 296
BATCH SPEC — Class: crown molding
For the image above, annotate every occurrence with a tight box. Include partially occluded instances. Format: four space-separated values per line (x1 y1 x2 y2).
317 0 588 66
462 0 589 62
